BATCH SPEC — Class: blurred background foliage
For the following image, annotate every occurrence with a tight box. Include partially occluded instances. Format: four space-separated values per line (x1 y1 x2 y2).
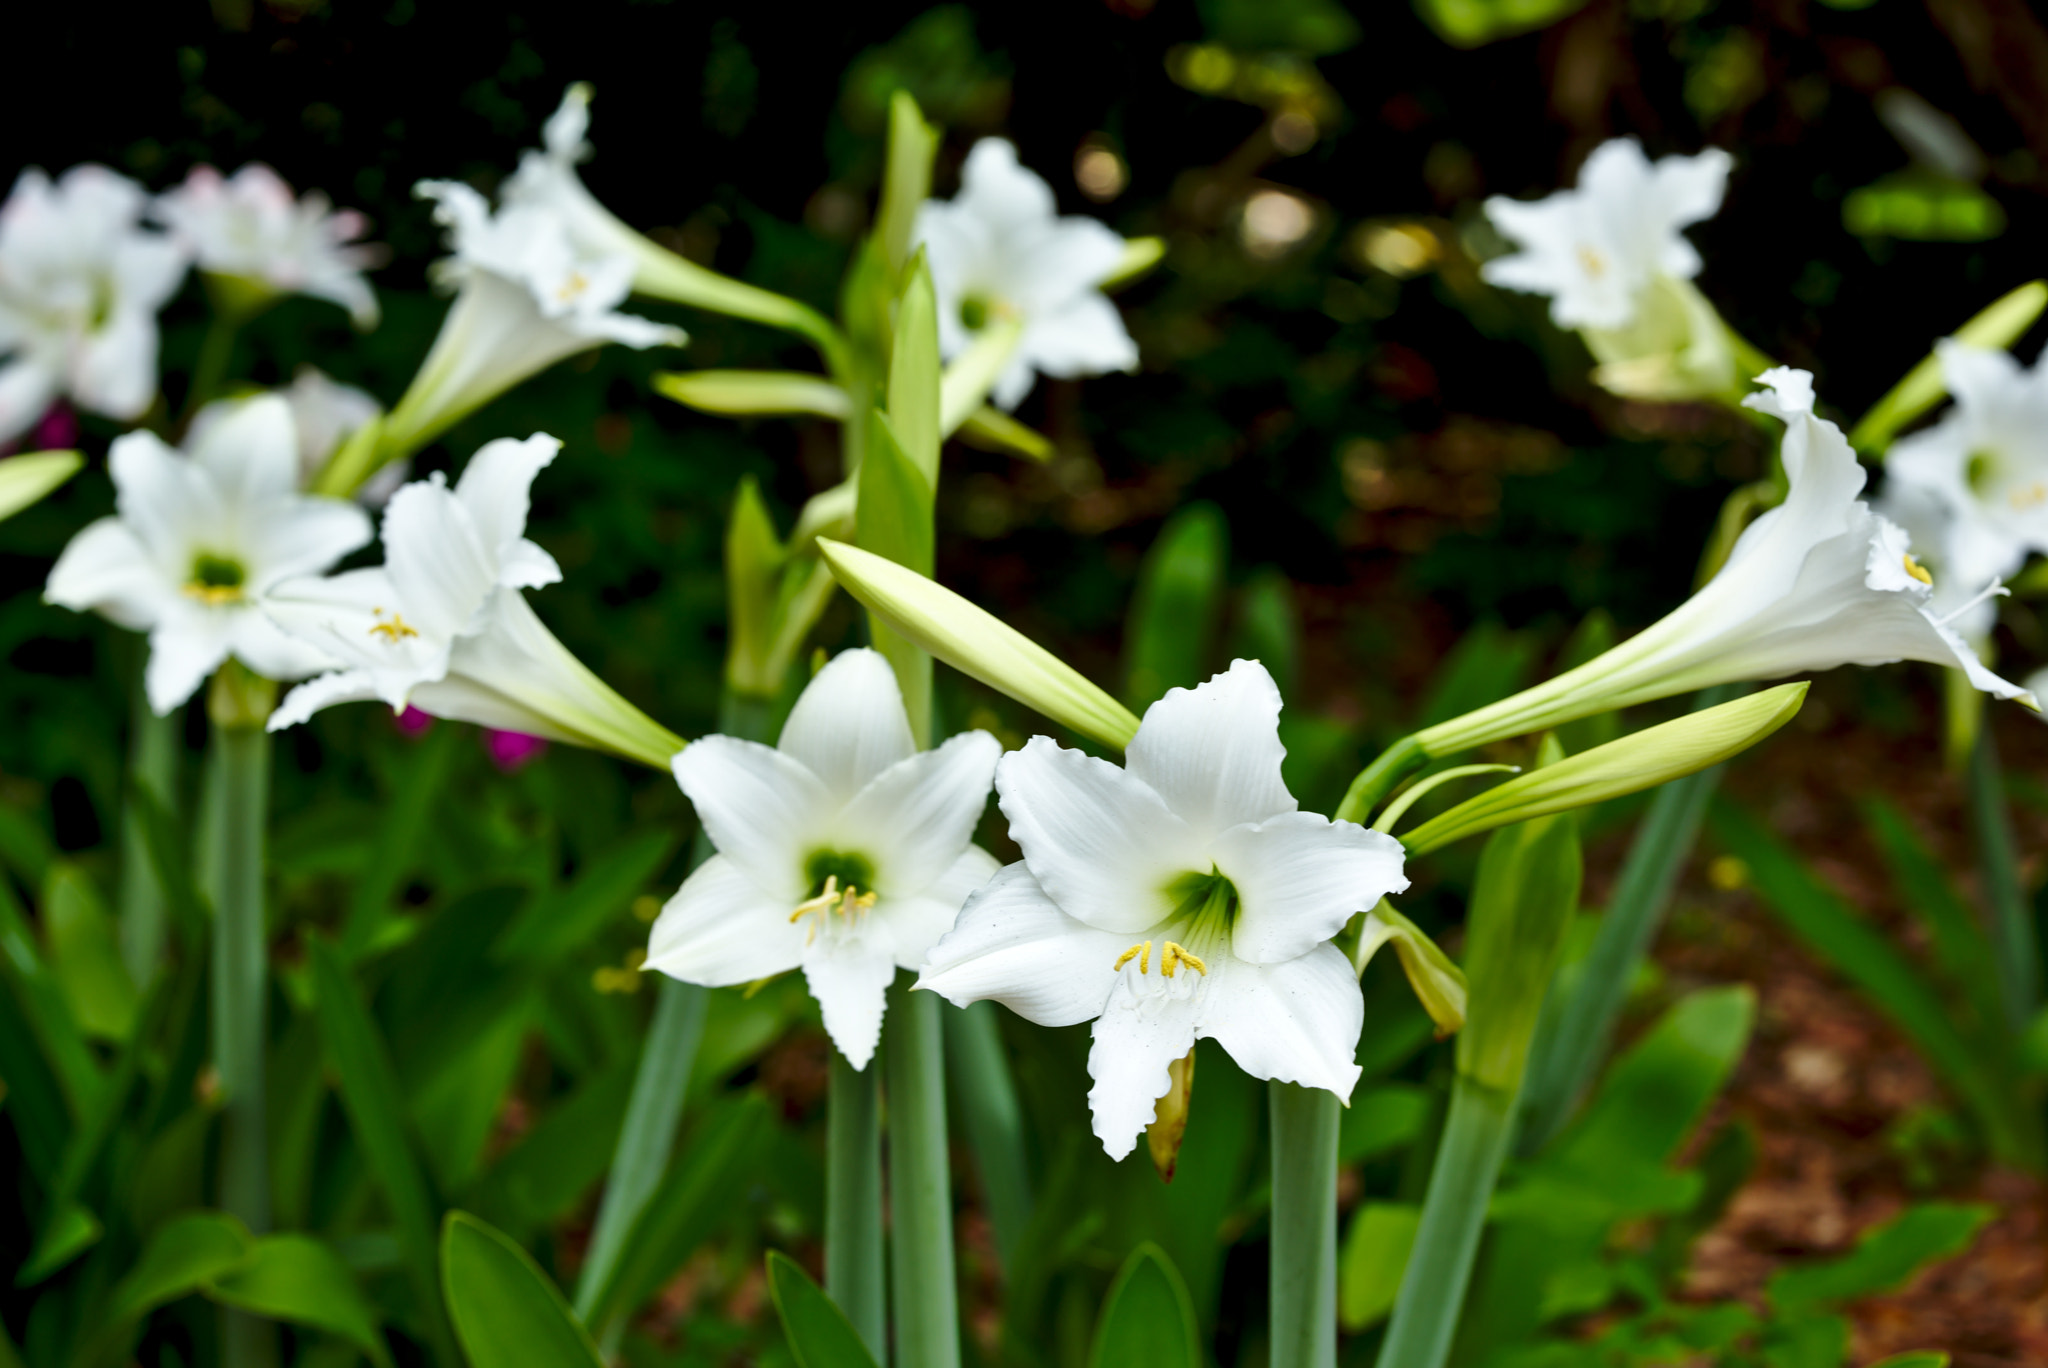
6 0 2048 1364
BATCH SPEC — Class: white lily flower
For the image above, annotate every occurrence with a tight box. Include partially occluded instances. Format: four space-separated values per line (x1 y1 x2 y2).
155 164 382 327
1421 368 2037 755
44 394 370 713
380 179 683 456
502 84 673 289
1483 140 1737 401
0 166 187 442
1881 340 2048 634
646 649 1002 1069
917 659 1410 1160
914 139 1139 410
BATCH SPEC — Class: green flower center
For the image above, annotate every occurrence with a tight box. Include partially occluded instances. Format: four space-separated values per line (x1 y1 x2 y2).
1965 449 1999 497
804 849 876 900
185 553 248 605
959 293 992 332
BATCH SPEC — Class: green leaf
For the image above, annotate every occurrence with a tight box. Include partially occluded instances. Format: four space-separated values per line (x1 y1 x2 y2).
766 1251 881 1368
0 449 84 523
494 830 676 962
1866 1354 1950 1368
855 410 936 744
343 725 460 958
470 1062 635 1237
1338 1083 1431 1164
956 405 1054 462
1861 798 2003 1032
653 370 849 420
14 1201 101 1288
1229 568 1300 703
209 1234 393 1368
1338 1203 1420 1332
441 1211 603 1368
1123 503 1227 711
106 1210 254 1323
1768 1203 1993 1312
1087 1242 1200 1368
43 863 137 1040
1554 984 1755 1174
0 873 103 1130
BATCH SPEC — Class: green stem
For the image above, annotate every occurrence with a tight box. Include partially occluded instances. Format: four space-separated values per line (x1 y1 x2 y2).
182 310 246 427
1268 1082 1339 1368
828 1046 887 1359
1514 685 1736 1153
206 721 274 1368
1968 727 2037 1034
118 683 177 987
1375 1074 1516 1368
1333 734 1428 827
941 1001 1031 1271
887 981 958 1368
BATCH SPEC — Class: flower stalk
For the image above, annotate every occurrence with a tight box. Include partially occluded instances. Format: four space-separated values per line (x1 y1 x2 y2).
827 1046 887 1357
888 979 960 1368
1969 728 2037 1034
1269 1082 1340 1368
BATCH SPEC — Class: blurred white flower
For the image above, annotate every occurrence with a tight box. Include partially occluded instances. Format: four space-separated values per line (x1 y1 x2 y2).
156 164 382 326
44 394 370 713
915 139 1138 410
918 660 1409 1160
503 83 666 286
648 649 1002 1069
187 370 400 506
0 166 187 442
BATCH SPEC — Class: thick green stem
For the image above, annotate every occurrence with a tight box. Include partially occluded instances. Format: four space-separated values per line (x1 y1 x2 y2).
941 1001 1031 1271
1969 727 2037 1034
182 313 244 426
1334 734 1428 827
206 721 274 1368
1515 685 1736 1153
1376 1074 1516 1368
828 1046 887 1359
118 685 178 987
887 981 959 1368
1269 1082 1339 1368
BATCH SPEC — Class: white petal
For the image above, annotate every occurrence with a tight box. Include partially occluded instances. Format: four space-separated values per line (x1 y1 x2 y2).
1017 292 1138 381
226 606 339 682
454 432 562 585
995 736 1207 934
644 854 806 986
1210 813 1409 965
69 311 160 421
830 729 1001 899
245 498 373 589
671 735 834 901
916 861 1128 1027
803 934 898 1070
776 648 917 800
108 430 217 572
188 393 298 507
380 475 498 639
1007 217 1127 314
0 360 58 444
1201 943 1364 1099
880 844 1001 970
1125 658 1297 841
144 607 233 714
268 669 379 731
262 567 454 705
1086 978 1202 1160
956 140 1056 229
45 518 170 630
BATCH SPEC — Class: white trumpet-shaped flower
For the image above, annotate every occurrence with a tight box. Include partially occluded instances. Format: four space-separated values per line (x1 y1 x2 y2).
647 649 1001 1069
1483 140 1737 401
44 394 370 713
914 139 1139 410
918 660 1410 1160
155 164 382 327
503 84 671 288
0 166 188 442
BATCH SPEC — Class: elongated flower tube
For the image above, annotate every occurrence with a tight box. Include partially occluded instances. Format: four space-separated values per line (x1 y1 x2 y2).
918 660 1409 1160
0 166 188 442
45 395 369 713
1417 369 2037 758
645 649 1001 1068
266 434 682 768
155 164 382 326
1483 139 1744 402
914 139 1139 410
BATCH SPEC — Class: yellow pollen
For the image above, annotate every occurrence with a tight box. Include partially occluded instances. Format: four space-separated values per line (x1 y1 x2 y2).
1160 941 1209 979
2010 482 2047 510
1902 554 1933 587
1113 940 1153 974
1577 244 1607 279
787 877 878 945
369 608 420 642
182 583 244 605
557 269 589 302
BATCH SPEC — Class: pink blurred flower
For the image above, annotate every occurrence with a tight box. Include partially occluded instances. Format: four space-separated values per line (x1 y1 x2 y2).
486 728 547 771
31 404 76 451
392 705 434 737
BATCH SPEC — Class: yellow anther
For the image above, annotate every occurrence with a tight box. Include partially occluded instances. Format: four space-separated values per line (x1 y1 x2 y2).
1902 554 1933 587
2012 482 2047 510
789 876 841 923
1160 941 1208 979
183 583 244 605
369 609 420 642
1576 244 1607 280
1113 940 1153 974
557 269 589 302
788 877 877 945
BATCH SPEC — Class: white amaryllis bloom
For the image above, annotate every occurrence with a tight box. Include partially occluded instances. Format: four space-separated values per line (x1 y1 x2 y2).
155 164 381 327
1483 139 1737 401
264 434 681 766
914 139 1139 411
1420 368 2037 756
647 649 1001 1069
918 660 1410 1160
0 166 187 442
1881 340 2048 635
380 180 683 456
502 84 672 289
44 394 370 713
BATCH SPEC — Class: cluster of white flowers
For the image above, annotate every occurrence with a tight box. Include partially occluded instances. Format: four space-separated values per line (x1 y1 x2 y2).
156 163 383 326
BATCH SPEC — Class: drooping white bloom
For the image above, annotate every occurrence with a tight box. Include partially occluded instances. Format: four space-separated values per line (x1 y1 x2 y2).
0 166 188 442
502 84 670 287
647 649 1001 1069
44 394 370 713
1419 368 2037 755
1881 340 2048 635
155 164 382 327
918 660 1410 1159
1483 140 1737 401
914 139 1139 410
264 434 682 767
379 179 684 456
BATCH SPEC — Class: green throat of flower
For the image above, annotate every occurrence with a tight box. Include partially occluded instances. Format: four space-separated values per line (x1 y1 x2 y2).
184 552 248 605
1112 869 1242 980
791 849 878 944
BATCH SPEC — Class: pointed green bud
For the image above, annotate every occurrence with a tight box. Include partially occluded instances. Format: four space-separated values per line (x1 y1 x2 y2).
725 476 787 697
957 405 1055 463
856 412 936 745
1400 683 1806 856
890 260 942 485
1849 279 2048 455
1353 902 1467 1038
876 91 939 277
654 370 850 421
816 537 1141 750
0 450 84 523
1100 236 1167 291
939 316 1026 438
